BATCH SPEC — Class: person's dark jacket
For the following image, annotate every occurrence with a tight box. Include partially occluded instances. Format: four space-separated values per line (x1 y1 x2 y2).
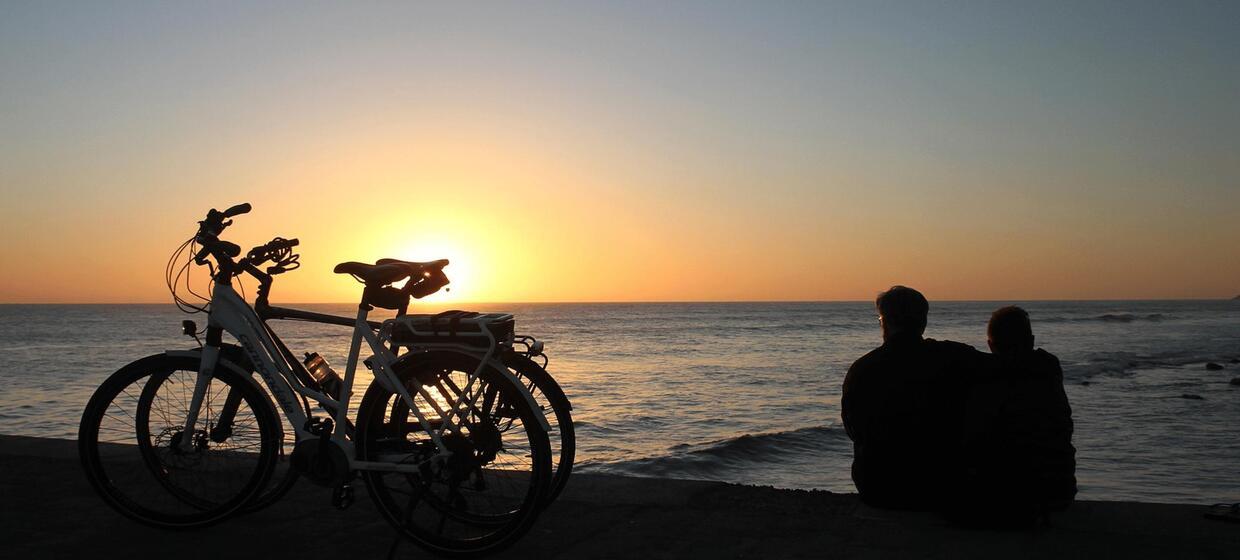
842 336 992 510
960 348 1077 517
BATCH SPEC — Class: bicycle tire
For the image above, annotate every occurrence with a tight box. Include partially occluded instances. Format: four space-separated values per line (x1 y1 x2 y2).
134 353 302 514
383 362 548 528
389 354 575 509
499 354 575 506
79 353 280 528
388 354 574 508
237 383 301 513
356 350 552 557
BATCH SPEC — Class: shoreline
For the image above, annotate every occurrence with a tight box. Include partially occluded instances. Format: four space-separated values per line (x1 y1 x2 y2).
3 434 1237 559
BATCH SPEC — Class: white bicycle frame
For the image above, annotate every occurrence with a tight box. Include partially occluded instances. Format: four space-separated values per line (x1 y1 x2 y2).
178 281 547 475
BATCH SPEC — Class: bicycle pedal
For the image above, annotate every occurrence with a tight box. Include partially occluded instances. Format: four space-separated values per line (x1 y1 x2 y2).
332 483 354 510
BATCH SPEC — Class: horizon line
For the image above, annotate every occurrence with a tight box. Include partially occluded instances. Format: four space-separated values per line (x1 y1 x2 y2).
2 296 1236 306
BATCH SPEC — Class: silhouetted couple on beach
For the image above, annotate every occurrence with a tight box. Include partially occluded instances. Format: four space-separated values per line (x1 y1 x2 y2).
842 286 1076 527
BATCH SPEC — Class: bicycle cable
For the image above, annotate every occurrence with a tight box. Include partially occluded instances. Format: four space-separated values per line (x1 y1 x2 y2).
166 236 211 314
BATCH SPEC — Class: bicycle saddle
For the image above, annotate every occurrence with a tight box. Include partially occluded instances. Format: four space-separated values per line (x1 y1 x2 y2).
333 259 449 285
376 258 449 272
333 262 416 285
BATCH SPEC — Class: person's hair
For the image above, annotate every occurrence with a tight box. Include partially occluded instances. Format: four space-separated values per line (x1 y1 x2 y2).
988 305 1034 355
875 286 928 336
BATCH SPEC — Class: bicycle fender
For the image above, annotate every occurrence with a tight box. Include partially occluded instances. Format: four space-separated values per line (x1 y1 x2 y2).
503 354 572 412
489 359 552 432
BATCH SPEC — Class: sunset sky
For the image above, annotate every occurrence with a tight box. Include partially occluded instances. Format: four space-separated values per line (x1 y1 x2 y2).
2 2 1237 303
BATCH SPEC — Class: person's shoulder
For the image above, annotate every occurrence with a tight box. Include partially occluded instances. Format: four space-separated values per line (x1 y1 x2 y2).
1033 347 1060 363
1030 348 1064 377
924 338 977 350
925 338 996 380
844 347 885 394
923 338 984 357
849 345 886 370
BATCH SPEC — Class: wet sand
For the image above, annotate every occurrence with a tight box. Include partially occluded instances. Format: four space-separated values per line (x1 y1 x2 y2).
1 434 1236 559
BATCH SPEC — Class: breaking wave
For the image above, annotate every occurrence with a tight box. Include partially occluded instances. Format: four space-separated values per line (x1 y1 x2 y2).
1065 350 1238 380
1037 313 1167 324
581 425 850 480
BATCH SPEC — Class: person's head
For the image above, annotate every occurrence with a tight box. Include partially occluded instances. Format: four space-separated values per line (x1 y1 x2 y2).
988 305 1035 356
876 286 928 341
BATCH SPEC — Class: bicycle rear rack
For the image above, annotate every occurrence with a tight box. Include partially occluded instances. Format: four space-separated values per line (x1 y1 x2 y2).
381 310 516 351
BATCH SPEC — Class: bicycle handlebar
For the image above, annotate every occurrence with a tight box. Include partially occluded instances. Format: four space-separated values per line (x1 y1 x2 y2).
244 237 300 269
248 237 299 257
193 239 241 265
197 203 249 237
193 203 252 266
222 203 251 218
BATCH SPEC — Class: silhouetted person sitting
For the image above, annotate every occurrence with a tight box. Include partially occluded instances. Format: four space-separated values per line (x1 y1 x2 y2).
953 306 1076 527
842 286 992 510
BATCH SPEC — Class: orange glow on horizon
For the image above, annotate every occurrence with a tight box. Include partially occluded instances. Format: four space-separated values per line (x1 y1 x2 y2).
2 5 1237 304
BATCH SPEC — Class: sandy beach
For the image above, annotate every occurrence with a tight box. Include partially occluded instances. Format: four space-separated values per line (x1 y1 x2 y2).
1 434 1236 559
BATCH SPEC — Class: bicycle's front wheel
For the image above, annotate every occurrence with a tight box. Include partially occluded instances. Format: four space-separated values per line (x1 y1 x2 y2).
79 353 280 528
356 350 552 557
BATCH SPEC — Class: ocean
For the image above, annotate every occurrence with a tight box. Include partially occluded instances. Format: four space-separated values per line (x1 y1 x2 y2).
2 300 1237 504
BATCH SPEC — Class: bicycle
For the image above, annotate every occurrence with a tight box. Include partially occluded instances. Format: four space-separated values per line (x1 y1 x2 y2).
79 203 565 556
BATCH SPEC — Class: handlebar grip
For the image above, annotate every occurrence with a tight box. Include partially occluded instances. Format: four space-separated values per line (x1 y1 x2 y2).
244 237 300 268
222 203 251 217
194 239 242 264
219 241 242 257
264 237 299 252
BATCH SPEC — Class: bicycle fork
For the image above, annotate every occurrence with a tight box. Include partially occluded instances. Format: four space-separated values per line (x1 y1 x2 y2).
178 325 224 453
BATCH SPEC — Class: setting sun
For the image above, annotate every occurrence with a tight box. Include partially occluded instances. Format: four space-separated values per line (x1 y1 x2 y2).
388 240 476 304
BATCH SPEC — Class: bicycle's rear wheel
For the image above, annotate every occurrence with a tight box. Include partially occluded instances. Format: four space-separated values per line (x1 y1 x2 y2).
389 354 575 509
357 350 551 557
79 353 279 528
500 354 575 506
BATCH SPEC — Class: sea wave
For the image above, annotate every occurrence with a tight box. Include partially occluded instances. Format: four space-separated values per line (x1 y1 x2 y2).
1037 313 1167 324
1065 350 1238 380
572 420 625 435
580 425 850 480
1094 313 1166 323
